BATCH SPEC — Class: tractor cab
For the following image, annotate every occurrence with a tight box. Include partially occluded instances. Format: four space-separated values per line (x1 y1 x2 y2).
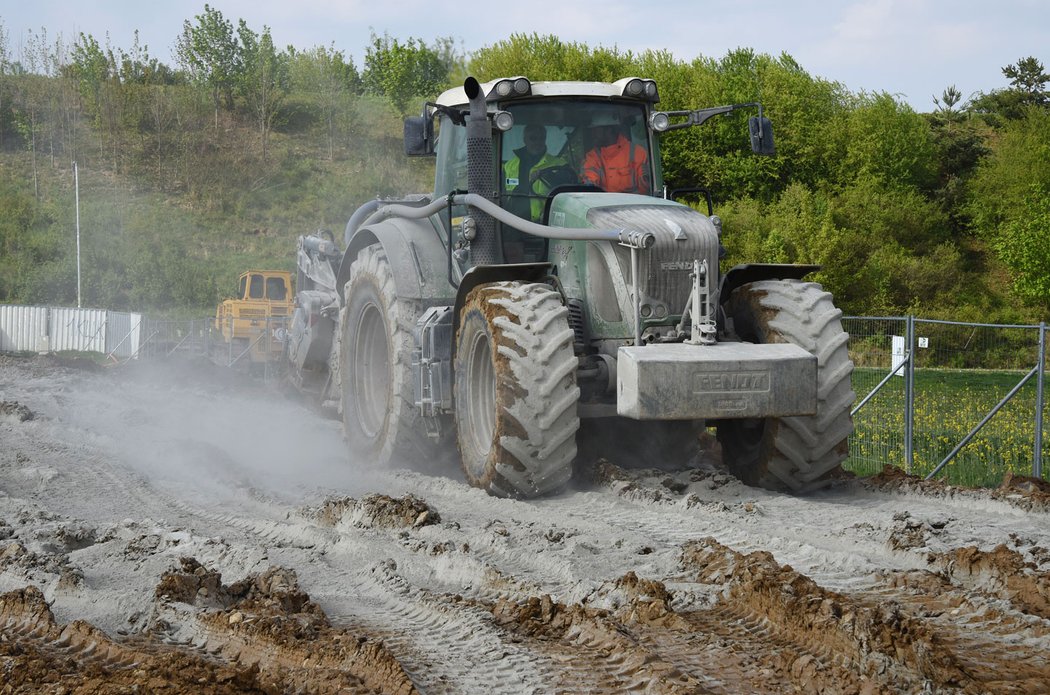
411 78 666 264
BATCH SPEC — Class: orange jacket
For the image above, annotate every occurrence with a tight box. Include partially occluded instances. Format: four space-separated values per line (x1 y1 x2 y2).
582 134 650 194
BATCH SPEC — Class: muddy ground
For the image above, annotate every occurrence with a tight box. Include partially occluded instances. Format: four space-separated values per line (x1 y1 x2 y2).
1 353 1049 694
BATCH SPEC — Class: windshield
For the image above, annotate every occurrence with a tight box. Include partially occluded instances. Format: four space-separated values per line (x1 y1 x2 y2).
429 98 659 266
500 100 654 222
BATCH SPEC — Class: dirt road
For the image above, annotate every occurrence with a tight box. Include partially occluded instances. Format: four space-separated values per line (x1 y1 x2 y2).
2 354 1049 693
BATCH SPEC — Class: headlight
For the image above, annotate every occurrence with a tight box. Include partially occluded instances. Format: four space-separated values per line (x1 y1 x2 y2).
649 112 671 132
621 78 659 102
461 216 477 241
489 77 532 100
493 110 515 131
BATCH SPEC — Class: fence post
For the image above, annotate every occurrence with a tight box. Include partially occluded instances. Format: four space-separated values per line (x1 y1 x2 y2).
904 315 915 473
1035 322 1046 479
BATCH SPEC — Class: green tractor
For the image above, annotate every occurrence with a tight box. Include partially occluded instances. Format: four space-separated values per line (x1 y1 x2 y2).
287 76 855 497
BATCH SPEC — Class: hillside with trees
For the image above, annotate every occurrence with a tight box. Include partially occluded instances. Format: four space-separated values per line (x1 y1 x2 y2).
0 13 1047 322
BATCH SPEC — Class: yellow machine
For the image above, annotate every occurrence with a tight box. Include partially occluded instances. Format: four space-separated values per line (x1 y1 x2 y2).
214 270 293 366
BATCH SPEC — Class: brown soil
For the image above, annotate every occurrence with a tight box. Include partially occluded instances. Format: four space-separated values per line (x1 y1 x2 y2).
2 559 419 695
867 464 1050 512
302 494 440 530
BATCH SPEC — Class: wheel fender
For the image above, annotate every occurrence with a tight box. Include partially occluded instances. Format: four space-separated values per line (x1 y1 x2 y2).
337 219 451 304
719 263 820 307
451 263 554 356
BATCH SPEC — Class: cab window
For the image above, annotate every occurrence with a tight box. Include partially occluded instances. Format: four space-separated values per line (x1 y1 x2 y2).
249 274 264 299
266 277 287 300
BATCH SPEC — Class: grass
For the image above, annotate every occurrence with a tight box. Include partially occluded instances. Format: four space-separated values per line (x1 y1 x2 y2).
846 366 1049 487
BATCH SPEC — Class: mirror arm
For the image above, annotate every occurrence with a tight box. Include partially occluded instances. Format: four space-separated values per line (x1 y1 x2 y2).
425 101 467 127
659 102 763 131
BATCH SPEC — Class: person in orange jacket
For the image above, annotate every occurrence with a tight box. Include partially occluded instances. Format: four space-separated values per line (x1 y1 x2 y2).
581 113 650 194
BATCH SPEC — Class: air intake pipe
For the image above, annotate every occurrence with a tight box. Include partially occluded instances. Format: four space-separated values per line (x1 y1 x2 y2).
464 77 499 265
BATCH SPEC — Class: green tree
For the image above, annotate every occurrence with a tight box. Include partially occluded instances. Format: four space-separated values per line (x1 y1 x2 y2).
288 44 359 159
176 4 239 129
968 107 1050 233
994 189 1050 308
470 33 634 83
1003 56 1049 104
430 36 468 86
236 21 289 159
362 33 449 116
656 50 847 198
833 92 936 191
69 33 110 120
0 19 10 148
970 56 1049 120
932 85 963 123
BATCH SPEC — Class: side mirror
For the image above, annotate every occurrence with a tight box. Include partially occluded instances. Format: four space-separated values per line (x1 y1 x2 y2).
404 116 435 156
748 116 775 155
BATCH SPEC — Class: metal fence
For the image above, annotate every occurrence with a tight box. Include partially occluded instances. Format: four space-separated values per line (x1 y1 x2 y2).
845 317 1047 485
135 316 288 382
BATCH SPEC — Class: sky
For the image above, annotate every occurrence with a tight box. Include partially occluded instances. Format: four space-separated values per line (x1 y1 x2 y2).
2 0 1048 111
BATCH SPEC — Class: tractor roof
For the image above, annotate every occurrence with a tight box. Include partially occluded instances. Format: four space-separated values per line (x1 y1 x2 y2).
435 77 655 107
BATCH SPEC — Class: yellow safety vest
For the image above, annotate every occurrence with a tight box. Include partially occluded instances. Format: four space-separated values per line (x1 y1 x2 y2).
504 152 568 221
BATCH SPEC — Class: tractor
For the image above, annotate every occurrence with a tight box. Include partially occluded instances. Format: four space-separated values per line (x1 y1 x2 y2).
286 76 855 497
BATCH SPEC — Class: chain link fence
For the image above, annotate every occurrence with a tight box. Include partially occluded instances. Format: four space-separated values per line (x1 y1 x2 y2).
845 317 1048 486
134 316 288 383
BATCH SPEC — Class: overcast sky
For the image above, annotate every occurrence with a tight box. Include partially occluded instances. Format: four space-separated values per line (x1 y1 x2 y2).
2 0 1047 111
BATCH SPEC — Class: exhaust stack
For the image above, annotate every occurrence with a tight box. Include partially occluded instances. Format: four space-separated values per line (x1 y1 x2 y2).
464 77 499 265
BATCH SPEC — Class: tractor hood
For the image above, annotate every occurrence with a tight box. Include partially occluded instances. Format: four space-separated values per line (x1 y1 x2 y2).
546 192 716 236
547 193 723 340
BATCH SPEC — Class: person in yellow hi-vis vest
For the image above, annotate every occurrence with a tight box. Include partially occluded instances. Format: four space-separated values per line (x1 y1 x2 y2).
503 124 570 222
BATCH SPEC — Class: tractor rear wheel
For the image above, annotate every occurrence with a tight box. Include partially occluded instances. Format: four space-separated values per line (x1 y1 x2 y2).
717 279 855 492
454 281 580 497
340 244 437 466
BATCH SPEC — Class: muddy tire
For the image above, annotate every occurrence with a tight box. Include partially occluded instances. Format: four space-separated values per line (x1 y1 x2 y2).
339 244 435 465
717 280 855 492
454 282 580 497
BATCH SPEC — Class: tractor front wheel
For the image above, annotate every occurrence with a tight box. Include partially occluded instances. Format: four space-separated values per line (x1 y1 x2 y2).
717 279 855 492
454 281 580 497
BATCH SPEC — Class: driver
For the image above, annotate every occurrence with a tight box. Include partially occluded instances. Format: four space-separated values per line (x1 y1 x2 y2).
503 123 569 221
581 113 650 194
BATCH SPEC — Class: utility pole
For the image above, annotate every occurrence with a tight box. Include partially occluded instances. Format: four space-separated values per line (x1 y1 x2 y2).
74 161 81 308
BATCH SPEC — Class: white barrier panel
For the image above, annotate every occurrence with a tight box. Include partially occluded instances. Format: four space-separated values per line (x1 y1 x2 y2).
49 308 107 353
0 305 50 353
106 311 142 359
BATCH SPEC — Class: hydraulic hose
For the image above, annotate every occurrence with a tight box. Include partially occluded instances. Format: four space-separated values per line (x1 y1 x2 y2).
344 197 431 246
358 194 655 249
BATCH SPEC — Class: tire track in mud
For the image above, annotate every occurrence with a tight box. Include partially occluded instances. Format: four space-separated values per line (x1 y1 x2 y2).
166 494 566 694
473 533 1050 694
554 464 918 593
863 543 1050 693
422 466 1050 694
0 570 418 694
